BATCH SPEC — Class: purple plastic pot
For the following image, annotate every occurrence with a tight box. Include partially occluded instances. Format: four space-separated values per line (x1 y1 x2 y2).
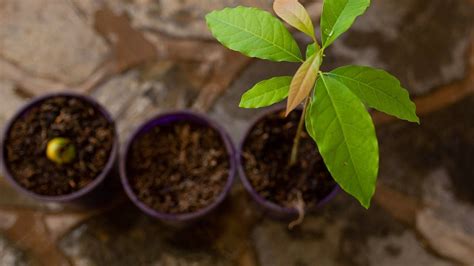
237 105 340 221
0 92 119 205
120 111 236 224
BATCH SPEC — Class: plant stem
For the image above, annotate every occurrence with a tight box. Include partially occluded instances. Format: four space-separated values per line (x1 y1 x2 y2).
289 96 311 166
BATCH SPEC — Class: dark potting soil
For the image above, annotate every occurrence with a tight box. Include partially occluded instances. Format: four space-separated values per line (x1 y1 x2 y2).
127 121 229 214
242 110 337 209
4 96 115 196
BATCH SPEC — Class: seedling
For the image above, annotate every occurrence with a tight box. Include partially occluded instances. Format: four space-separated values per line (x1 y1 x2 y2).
206 0 419 208
46 137 76 164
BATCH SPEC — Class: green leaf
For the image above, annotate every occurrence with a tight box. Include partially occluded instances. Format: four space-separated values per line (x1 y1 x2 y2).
239 76 292 108
320 0 370 48
286 53 322 115
274 0 316 40
305 43 320 59
325 66 419 123
206 7 303 62
306 74 378 208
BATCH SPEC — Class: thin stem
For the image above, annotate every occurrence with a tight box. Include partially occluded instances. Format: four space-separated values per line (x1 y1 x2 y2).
289 96 311 166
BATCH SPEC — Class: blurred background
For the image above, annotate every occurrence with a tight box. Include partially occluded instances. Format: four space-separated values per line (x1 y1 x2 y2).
0 0 473 265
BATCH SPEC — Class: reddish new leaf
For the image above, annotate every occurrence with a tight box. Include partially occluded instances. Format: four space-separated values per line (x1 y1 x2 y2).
274 0 316 40
286 53 322 115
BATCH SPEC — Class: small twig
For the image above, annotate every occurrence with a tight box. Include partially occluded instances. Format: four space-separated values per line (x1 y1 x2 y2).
178 124 190 163
288 191 306 230
289 97 311 166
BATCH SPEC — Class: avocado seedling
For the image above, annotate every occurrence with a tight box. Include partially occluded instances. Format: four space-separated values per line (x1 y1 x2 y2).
46 137 76 165
3 95 116 198
206 0 419 211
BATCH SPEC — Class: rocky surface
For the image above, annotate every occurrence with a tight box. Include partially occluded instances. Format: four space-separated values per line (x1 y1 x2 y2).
0 0 473 265
0 235 29 266
59 203 233 266
0 81 25 134
72 0 287 40
0 0 109 86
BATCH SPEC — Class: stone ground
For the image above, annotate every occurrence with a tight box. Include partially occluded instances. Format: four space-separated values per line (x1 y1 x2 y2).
1 0 474 265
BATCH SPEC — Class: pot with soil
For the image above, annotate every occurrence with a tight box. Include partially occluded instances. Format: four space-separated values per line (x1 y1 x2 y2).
0 93 118 204
238 106 340 222
120 111 236 223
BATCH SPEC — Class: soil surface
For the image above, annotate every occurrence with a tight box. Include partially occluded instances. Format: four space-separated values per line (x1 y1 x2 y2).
4 96 115 196
127 121 229 214
242 109 337 209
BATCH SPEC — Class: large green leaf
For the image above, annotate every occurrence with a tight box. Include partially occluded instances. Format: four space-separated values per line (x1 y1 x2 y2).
206 7 303 62
320 0 370 48
326 66 419 123
306 74 378 208
239 76 292 108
